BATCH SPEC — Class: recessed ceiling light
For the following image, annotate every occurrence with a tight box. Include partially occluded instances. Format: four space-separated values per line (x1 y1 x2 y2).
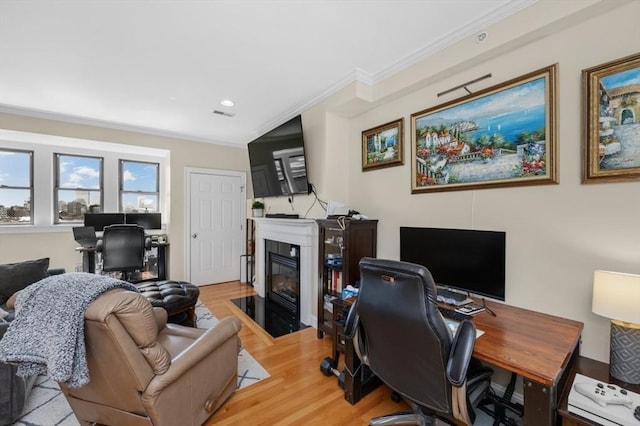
220 99 235 107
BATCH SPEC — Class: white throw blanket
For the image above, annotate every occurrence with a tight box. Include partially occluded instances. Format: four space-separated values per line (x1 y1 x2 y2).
0 272 138 387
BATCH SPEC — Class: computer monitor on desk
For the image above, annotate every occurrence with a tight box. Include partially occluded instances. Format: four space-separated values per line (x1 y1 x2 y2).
400 226 506 302
84 213 125 232
125 212 162 230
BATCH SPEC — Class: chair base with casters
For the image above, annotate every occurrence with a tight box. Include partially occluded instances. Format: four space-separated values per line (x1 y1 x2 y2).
372 361 494 426
477 372 524 426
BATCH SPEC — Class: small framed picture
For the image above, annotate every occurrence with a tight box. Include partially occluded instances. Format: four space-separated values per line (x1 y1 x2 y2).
582 53 640 183
361 118 404 171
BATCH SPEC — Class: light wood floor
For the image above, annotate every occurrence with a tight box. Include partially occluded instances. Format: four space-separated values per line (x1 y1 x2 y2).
199 281 408 425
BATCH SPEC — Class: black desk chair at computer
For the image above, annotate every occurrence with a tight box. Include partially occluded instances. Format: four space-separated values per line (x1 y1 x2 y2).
345 257 494 426
96 224 151 282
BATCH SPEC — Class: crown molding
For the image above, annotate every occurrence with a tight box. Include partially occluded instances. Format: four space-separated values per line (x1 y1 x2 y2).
0 104 244 148
260 0 537 135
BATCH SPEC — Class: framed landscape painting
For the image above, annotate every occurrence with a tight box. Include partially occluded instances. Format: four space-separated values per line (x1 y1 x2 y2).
582 53 640 183
362 118 404 171
411 64 558 193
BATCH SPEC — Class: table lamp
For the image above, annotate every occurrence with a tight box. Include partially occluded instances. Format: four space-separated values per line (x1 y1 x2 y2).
592 270 640 384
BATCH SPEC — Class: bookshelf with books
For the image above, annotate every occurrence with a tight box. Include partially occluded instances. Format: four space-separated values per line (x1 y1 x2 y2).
317 217 377 338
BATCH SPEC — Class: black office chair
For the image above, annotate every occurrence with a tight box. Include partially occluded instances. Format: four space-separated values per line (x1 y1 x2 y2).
345 257 494 426
96 224 151 282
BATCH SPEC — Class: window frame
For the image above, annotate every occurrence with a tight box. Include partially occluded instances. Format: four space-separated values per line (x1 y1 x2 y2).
119 159 160 213
0 147 34 225
54 153 105 224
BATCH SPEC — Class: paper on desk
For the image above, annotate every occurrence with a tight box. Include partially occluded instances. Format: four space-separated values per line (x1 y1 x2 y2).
445 319 485 338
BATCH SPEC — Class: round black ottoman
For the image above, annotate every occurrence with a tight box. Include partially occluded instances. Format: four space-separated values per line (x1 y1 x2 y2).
135 280 200 327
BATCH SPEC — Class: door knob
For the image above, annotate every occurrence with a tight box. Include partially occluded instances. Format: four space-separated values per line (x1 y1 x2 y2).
192 233 198 239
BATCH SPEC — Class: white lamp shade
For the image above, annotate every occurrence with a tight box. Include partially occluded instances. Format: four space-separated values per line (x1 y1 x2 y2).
592 270 640 325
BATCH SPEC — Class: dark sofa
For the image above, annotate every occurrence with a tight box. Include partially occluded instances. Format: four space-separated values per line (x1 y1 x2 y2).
0 258 65 425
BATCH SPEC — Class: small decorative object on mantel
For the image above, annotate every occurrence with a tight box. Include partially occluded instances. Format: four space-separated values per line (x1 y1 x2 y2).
251 200 264 218
411 64 558 193
582 52 640 184
361 118 404 171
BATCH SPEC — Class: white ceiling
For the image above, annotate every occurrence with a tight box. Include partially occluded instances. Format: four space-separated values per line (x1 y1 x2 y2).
0 0 536 146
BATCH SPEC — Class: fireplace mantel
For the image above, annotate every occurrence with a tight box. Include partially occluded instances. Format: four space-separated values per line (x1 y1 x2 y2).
253 218 318 327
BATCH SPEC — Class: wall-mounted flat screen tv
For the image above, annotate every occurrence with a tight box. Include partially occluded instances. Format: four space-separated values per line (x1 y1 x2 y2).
247 115 309 198
400 226 506 301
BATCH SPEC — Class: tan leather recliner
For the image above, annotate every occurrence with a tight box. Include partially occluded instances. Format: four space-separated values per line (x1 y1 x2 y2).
59 288 241 426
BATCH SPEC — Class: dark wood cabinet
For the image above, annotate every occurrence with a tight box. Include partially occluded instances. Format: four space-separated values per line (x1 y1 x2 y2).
241 218 255 284
316 218 377 338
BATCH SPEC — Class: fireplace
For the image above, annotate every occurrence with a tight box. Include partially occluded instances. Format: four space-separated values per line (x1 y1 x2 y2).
266 240 300 319
230 237 305 338
252 218 318 328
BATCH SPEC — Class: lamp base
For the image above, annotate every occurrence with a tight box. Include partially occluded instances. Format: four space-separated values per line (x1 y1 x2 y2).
610 320 640 384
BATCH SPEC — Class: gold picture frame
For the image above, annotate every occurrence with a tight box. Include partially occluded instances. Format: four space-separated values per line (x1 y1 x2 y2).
582 52 640 183
411 64 558 193
362 118 404 171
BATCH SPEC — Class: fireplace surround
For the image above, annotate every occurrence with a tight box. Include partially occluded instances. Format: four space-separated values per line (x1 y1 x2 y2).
252 218 318 327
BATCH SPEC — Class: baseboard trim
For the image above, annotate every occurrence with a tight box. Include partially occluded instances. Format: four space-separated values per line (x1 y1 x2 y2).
490 382 524 406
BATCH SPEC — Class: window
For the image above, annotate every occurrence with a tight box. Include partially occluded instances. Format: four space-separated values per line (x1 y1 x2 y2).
120 160 159 213
55 154 103 223
0 129 169 233
0 149 33 224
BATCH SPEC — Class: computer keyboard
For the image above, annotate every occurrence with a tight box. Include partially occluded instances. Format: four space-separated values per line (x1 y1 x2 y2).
436 288 468 302
438 306 472 322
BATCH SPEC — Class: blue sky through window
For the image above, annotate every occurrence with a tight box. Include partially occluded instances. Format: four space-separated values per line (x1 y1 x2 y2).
0 150 31 207
0 150 30 187
122 161 158 192
58 155 101 190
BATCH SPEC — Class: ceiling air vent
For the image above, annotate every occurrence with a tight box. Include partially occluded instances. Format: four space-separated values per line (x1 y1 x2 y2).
212 110 235 118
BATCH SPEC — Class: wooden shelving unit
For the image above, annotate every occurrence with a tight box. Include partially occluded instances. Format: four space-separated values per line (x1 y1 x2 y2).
241 218 255 284
316 218 377 338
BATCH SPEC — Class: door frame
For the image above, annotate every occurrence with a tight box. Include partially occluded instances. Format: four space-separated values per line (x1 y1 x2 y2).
184 167 247 283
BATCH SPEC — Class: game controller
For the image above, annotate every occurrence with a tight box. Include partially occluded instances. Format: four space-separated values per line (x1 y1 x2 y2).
574 382 634 408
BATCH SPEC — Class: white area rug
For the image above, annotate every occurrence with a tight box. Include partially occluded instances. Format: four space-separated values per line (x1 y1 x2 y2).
12 301 269 426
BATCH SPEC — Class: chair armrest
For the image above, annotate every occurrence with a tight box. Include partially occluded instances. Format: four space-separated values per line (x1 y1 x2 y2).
344 300 359 339
47 268 66 276
144 316 241 397
446 320 476 387
153 307 168 330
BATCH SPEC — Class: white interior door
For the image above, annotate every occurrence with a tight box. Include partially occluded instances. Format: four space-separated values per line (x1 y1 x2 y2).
188 170 244 285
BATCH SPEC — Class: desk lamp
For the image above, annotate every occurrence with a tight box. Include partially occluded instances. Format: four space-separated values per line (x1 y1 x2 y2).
592 270 640 384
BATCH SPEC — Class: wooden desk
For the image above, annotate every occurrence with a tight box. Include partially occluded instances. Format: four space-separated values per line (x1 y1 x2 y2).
472 300 583 425
558 356 640 425
76 241 170 280
343 299 584 426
